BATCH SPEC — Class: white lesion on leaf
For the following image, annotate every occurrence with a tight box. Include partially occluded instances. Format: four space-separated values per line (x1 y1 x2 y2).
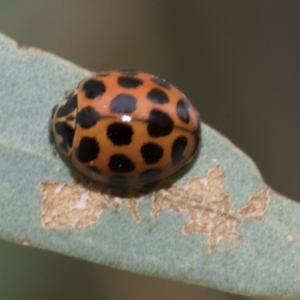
40 164 270 252
126 198 142 223
151 164 270 252
40 181 142 230
286 235 295 242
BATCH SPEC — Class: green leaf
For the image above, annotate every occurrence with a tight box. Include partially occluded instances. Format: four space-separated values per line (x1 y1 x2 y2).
0 32 299 298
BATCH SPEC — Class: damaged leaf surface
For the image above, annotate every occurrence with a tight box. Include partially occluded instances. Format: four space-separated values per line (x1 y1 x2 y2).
0 33 300 298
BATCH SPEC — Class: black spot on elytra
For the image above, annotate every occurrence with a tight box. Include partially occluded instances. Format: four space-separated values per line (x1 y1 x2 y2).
139 168 162 184
109 154 135 173
55 122 75 153
108 175 128 187
147 109 174 137
147 88 169 104
176 99 190 124
82 79 106 99
117 76 143 88
56 93 77 118
119 69 138 76
172 136 188 164
107 122 133 145
76 106 101 128
140 142 163 164
151 76 171 89
110 94 137 113
76 137 100 163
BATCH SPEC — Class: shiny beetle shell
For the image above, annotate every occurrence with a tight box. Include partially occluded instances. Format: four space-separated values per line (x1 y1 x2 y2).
49 70 201 187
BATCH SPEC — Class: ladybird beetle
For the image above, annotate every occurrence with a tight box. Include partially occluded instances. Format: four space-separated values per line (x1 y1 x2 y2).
49 70 201 187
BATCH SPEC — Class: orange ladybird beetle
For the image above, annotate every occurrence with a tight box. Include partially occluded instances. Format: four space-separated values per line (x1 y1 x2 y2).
49 70 201 187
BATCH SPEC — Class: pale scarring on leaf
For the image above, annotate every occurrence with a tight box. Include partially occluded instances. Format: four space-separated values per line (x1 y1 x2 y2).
40 164 269 252
287 235 295 242
40 181 142 230
151 164 270 252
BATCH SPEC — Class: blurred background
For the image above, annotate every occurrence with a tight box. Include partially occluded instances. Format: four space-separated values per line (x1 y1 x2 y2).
0 0 299 299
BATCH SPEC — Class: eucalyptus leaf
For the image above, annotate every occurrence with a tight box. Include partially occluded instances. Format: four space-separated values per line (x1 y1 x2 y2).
0 33 299 298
